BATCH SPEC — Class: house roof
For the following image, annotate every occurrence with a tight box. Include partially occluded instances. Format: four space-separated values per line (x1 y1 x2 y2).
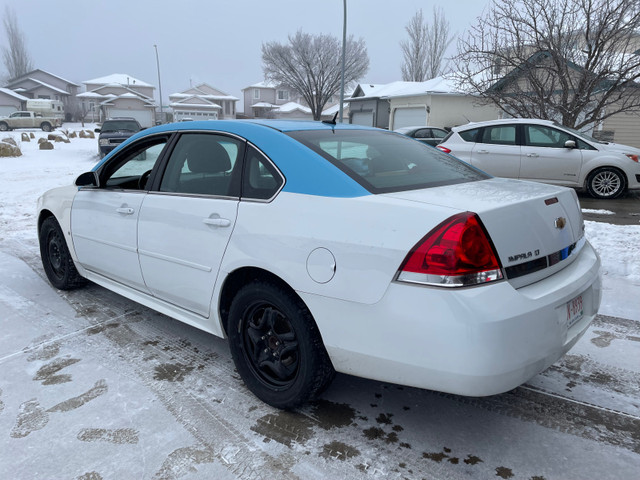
349 77 461 101
0 87 29 101
243 80 280 90
276 102 311 114
169 83 239 101
12 78 70 96
5 69 80 87
83 74 154 88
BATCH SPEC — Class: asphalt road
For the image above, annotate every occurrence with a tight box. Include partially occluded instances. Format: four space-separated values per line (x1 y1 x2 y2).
579 189 640 225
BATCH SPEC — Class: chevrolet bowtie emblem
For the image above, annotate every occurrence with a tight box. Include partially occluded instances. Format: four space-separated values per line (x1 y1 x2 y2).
555 217 567 229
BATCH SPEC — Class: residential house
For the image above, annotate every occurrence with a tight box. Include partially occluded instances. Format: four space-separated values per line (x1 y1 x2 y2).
3 69 80 121
0 87 28 116
348 77 499 130
242 80 348 120
77 74 157 127
488 50 640 148
169 83 238 121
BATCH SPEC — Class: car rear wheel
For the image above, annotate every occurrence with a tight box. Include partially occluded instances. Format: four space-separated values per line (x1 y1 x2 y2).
39 217 87 290
228 281 335 409
41 122 52 132
586 167 626 199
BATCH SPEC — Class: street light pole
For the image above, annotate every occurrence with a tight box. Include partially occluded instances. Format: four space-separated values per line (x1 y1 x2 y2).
154 44 164 123
339 0 347 123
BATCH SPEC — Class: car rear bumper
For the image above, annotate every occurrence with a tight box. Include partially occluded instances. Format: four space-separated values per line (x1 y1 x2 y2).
301 240 601 396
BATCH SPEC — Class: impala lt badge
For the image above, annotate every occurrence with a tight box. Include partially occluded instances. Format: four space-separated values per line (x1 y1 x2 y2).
555 217 567 229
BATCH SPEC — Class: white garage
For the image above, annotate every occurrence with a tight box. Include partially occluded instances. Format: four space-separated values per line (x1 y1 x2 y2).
351 111 374 127
107 108 154 128
392 106 427 129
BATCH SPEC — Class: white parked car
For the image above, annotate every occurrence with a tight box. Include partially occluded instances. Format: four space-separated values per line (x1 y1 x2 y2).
437 118 640 199
38 120 601 408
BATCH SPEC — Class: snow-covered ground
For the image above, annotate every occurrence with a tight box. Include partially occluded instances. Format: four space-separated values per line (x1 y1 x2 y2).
0 124 639 480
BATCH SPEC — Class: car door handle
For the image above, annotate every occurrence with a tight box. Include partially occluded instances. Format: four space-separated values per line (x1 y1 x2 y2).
526 153 539 157
203 217 231 227
476 149 489 154
116 207 135 215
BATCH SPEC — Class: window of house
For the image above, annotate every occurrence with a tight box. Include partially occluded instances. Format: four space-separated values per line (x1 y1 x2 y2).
277 90 289 101
253 89 260 100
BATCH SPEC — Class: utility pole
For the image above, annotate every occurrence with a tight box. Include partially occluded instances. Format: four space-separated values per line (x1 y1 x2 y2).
339 0 347 123
154 44 164 123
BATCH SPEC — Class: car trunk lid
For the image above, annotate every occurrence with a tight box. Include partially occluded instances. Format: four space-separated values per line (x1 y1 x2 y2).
384 178 585 288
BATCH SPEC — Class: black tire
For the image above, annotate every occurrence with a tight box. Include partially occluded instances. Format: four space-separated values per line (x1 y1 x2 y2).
41 122 52 132
39 216 87 290
228 281 335 409
0 122 8 131
586 167 626 199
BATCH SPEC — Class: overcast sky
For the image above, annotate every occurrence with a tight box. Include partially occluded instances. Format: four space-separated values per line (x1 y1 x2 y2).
1 0 490 108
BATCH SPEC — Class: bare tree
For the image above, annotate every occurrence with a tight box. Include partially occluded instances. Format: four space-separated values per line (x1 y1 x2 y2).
453 0 640 130
2 6 33 80
400 7 454 81
262 31 369 120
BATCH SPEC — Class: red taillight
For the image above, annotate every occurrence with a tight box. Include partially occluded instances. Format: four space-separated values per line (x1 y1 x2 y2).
436 146 451 154
625 153 639 163
397 212 503 287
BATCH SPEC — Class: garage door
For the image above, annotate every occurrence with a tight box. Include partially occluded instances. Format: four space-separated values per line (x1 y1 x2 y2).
108 108 154 128
0 106 17 116
351 111 374 126
393 107 427 129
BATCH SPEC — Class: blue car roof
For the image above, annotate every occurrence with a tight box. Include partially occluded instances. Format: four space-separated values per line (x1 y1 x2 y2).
94 120 377 198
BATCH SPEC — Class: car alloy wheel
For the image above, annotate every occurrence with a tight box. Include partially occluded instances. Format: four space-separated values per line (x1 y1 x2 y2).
586 167 625 199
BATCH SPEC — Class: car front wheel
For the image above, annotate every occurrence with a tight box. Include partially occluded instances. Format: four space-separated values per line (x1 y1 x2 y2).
586 167 626 199
227 281 335 409
0 122 8 131
41 122 52 132
39 217 87 290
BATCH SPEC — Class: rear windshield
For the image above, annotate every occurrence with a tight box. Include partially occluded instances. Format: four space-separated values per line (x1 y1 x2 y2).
101 121 141 133
287 129 489 194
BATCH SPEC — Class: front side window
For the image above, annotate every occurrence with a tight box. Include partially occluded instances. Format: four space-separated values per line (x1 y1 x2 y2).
159 133 244 197
102 137 169 190
525 125 572 148
480 125 516 145
288 130 489 194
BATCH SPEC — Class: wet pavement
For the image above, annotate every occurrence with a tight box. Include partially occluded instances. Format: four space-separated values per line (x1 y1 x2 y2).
579 189 640 225
1 248 639 480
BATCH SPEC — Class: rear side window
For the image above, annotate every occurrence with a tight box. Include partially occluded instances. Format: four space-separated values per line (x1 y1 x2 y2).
242 145 284 200
458 128 480 142
480 125 516 145
287 129 489 194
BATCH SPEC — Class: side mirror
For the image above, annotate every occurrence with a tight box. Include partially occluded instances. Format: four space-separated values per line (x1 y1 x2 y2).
75 171 99 187
94 128 101 133
564 140 576 149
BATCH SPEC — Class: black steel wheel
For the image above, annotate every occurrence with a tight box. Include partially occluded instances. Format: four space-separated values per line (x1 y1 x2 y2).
586 167 626 199
41 122 52 132
228 281 334 409
39 216 87 290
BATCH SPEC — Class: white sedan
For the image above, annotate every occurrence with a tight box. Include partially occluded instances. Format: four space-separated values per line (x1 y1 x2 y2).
38 120 602 408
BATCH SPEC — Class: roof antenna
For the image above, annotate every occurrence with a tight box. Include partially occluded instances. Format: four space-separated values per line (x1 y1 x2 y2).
322 111 338 126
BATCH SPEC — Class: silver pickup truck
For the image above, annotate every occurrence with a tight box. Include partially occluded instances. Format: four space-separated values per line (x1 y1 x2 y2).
0 111 62 132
